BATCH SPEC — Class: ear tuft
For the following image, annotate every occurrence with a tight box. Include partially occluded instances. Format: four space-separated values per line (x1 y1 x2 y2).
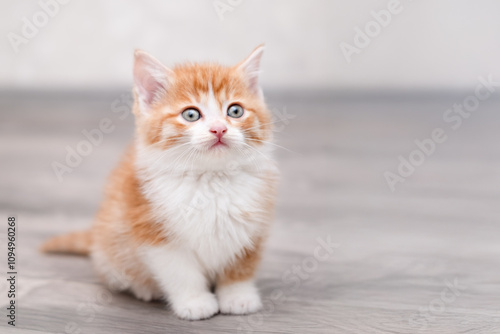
237 44 265 96
133 50 172 114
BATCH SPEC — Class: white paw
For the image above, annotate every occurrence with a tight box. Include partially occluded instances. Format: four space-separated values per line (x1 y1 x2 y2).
172 293 219 320
217 282 262 315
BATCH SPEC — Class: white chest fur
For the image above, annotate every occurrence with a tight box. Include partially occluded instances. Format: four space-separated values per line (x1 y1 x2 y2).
136 145 274 273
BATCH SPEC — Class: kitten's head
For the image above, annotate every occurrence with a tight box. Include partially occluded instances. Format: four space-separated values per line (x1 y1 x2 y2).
132 45 273 171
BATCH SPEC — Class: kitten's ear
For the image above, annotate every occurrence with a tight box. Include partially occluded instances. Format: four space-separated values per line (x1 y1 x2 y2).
133 49 172 114
237 44 265 96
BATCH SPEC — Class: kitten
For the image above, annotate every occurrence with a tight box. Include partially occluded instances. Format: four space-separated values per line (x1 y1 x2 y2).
41 45 279 320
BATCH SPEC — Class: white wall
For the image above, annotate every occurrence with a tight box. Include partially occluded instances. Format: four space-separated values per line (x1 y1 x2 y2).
1 0 500 91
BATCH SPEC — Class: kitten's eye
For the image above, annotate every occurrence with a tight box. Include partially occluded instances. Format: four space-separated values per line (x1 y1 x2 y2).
181 108 201 122
227 104 244 118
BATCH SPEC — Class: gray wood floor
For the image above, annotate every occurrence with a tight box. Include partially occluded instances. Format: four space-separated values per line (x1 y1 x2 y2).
1 91 500 333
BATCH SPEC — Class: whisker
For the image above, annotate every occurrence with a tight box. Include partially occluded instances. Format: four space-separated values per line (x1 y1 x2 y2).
246 138 297 154
238 119 289 133
148 142 192 171
239 142 273 162
169 147 195 173
236 146 263 173
182 147 198 176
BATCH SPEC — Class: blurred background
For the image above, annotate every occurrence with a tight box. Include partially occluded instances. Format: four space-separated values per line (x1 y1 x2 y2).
2 0 500 91
2 1 500 333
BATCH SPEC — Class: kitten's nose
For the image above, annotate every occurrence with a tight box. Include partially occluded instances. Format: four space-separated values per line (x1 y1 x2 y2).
209 124 227 140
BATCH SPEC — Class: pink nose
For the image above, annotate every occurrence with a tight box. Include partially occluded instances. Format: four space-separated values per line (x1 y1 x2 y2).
209 124 227 140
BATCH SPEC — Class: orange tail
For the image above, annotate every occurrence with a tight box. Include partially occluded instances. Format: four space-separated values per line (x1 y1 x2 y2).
40 230 92 256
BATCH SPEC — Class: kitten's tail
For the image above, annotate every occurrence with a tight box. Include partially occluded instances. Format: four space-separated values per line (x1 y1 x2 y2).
40 230 92 256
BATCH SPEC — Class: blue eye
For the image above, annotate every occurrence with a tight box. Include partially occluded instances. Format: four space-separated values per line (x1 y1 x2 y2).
181 108 201 122
227 104 244 118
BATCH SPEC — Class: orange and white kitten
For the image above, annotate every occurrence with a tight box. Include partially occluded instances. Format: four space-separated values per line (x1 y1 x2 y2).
41 45 278 320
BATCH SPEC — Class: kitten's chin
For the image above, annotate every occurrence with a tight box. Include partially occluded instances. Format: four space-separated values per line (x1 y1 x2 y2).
203 138 232 153
205 143 233 159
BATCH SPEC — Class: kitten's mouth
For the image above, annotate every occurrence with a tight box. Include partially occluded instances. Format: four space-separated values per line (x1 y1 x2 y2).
210 139 228 149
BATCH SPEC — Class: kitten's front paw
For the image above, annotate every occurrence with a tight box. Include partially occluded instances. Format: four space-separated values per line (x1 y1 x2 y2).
217 282 262 315
172 293 219 320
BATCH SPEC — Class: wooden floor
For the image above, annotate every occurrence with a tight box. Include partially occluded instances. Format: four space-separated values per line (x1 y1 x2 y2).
1 91 500 333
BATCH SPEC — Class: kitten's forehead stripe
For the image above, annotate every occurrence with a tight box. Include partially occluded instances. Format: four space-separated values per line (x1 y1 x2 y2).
208 81 214 98
205 80 222 117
